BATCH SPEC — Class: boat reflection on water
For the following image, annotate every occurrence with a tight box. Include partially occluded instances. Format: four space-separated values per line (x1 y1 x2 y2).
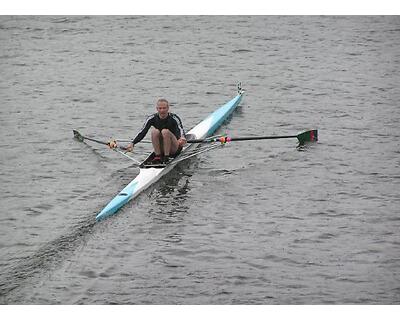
147 167 193 224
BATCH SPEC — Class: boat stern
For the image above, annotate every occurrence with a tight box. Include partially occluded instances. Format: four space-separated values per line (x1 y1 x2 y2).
96 180 139 221
95 167 163 221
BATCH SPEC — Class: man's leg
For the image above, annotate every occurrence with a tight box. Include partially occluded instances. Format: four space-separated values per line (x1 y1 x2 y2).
151 129 162 156
161 129 179 156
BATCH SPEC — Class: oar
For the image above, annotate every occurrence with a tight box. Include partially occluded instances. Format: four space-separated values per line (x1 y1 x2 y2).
187 129 318 145
73 130 141 164
73 130 153 148
73 130 113 147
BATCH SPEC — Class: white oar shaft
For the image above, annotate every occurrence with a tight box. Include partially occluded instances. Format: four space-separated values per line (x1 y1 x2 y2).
113 149 141 165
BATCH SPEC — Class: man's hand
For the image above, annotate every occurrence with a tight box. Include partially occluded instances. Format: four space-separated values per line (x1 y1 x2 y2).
108 140 117 149
178 138 187 147
125 143 134 152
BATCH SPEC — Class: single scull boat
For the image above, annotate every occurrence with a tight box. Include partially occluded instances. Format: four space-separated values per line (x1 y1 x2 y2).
95 86 244 221
73 84 318 222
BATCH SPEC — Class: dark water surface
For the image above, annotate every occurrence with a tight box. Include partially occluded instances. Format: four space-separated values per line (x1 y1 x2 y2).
0 16 399 304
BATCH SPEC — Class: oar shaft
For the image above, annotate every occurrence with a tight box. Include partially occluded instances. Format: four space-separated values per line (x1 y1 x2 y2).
82 136 110 146
113 149 141 165
73 130 141 164
74 130 127 149
187 135 297 144
229 135 297 142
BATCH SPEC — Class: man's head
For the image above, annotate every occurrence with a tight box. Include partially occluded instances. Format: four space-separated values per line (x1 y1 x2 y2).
156 98 169 118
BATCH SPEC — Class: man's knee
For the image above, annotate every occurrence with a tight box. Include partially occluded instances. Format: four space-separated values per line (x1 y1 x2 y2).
152 129 161 137
161 129 170 136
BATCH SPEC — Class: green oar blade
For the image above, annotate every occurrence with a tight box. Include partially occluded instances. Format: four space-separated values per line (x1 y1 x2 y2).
73 130 85 142
297 130 318 145
73 130 110 146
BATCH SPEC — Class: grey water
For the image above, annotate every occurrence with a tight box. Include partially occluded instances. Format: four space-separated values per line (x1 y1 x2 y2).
0 16 399 304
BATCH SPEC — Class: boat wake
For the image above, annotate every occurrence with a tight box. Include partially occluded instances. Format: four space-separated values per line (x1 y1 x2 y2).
0 216 96 302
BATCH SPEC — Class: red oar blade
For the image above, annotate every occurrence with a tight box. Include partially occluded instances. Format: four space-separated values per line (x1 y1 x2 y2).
297 130 318 145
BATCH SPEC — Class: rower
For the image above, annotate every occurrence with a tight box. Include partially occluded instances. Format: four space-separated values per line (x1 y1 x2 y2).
125 98 186 164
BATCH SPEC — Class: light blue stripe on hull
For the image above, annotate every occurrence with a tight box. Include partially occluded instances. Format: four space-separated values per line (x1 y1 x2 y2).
96 181 139 221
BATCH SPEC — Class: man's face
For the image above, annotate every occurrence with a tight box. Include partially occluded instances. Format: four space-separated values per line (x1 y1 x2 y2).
157 101 169 118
